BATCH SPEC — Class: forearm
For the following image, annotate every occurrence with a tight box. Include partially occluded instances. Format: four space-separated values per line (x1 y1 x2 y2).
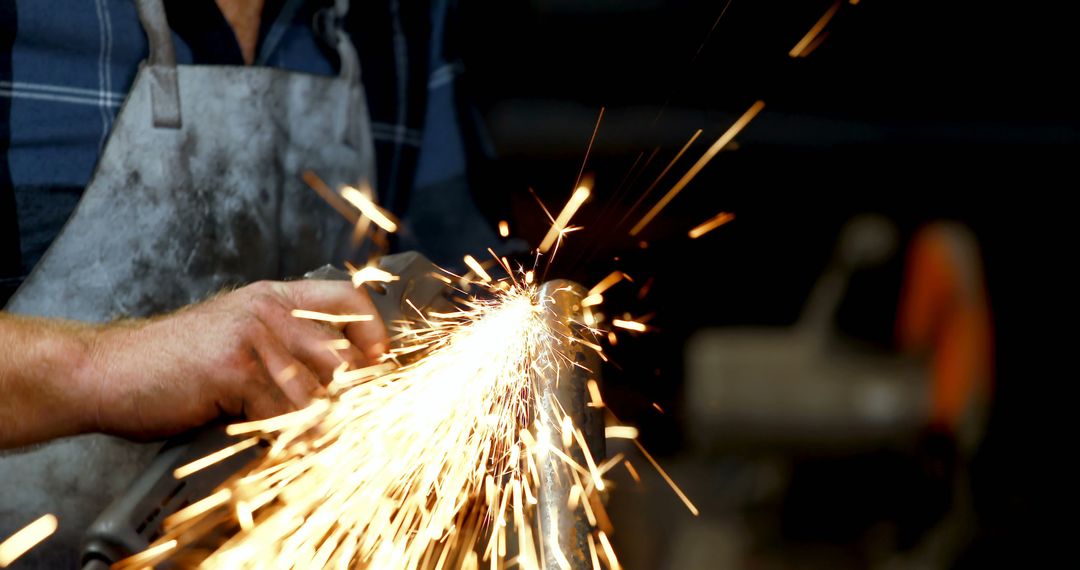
0 279 385 449
0 313 101 448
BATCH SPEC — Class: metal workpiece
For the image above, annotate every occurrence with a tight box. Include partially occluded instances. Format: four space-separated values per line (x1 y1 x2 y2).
534 280 605 569
305 250 456 334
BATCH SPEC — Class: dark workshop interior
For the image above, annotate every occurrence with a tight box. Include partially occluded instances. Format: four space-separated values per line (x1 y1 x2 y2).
1 0 1072 568
459 0 1072 568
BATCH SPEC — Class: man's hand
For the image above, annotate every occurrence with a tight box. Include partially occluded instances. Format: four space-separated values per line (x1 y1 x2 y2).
0 280 387 448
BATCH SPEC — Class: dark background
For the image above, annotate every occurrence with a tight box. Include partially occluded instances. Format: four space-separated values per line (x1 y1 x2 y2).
461 0 1073 567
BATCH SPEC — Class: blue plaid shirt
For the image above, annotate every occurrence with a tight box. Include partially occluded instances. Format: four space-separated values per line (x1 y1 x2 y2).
1 0 487 303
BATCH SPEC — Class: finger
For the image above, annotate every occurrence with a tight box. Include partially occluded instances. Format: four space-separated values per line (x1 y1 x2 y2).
243 383 294 420
275 280 389 363
240 354 294 420
345 319 388 364
259 306 367 382
251 328 327 409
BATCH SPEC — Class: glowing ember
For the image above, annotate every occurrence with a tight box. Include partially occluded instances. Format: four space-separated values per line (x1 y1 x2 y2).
340 185 400 233
0 514 57 568
604 426 639 440
612 319 647 332
688 211 735 239
173 437 260 479
113 540 178 570
463 254 493 283
586 379 604 408
350 266 399 288
581 293 604 307
588 271 625 297
539 185 591 253
789 1 841 58
290 309 375 323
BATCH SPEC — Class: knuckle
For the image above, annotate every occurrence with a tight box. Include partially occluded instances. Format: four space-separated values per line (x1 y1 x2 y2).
247 280 273 294
223 339 257 374
250 291 283 317
230 312 264 343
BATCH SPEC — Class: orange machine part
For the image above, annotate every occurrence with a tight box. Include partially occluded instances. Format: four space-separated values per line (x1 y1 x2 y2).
897 224 994 432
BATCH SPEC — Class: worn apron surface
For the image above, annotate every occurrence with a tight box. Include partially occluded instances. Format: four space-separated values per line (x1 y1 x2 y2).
0 0 375 566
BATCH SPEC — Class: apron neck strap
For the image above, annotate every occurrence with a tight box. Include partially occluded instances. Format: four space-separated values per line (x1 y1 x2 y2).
261 0 361 84
134 0 182 129
132 0 360 129
135 0 177 68
314 0 361 83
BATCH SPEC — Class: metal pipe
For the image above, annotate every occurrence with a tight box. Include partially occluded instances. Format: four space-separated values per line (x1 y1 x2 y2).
534 280 604 569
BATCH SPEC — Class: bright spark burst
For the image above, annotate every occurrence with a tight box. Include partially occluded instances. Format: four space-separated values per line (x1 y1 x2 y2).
120 265 662 569
121 139 706 569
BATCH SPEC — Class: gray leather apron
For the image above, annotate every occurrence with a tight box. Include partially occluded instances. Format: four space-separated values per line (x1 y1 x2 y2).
0 0 375 566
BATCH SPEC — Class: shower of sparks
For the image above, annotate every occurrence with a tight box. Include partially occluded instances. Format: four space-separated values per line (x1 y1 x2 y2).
0 514 57 568
126 111 719 567
688 211 735 239
498 220 510 238
119 261 686 569
789 1 841 58
630 100 765 236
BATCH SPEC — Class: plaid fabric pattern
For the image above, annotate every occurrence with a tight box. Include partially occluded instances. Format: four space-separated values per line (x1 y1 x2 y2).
1 0 469 303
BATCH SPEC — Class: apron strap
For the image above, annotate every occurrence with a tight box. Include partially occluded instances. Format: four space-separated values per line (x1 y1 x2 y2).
135 0 183 129
314 0 360 84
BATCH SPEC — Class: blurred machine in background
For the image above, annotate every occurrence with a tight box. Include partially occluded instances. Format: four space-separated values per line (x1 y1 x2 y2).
650 215 992 569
